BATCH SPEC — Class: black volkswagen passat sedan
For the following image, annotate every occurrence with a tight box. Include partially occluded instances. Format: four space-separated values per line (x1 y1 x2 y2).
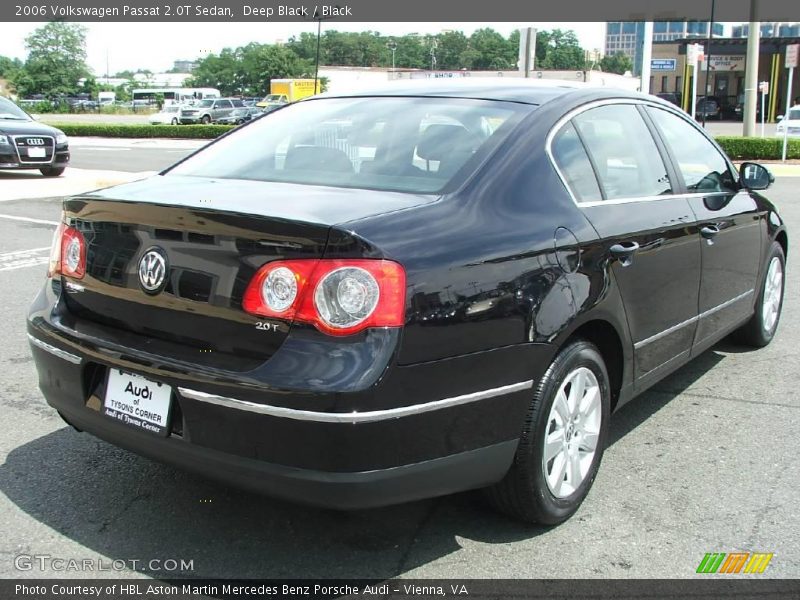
28 81 787 524
0 97 70 176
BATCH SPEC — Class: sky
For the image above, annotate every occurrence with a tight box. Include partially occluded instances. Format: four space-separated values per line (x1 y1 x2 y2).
0 22 607 75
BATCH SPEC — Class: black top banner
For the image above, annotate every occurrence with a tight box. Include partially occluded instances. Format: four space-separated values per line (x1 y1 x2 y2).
3 0 800 22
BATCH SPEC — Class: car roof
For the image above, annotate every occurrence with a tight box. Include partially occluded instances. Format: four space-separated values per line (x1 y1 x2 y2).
315 78 653 106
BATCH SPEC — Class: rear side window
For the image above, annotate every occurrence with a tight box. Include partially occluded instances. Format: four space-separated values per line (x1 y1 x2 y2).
550 122 602 203
168 97 531 194
573 104 672 200
646 107 737 193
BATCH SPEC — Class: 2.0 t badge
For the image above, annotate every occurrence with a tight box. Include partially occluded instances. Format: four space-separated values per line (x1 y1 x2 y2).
138 248 168 294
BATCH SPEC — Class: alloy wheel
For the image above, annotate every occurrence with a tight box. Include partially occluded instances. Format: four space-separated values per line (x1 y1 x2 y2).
542 366 602 498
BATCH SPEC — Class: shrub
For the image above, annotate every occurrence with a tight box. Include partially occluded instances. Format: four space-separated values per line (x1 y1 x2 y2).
716 136 800 160
45 123 235 140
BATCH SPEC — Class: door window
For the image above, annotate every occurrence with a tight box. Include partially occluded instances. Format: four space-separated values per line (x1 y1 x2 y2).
572 104 672 200
550 121 602 203
646 106 737 193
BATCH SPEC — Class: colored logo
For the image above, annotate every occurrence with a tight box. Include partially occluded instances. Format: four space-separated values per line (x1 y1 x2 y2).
696 552 774 574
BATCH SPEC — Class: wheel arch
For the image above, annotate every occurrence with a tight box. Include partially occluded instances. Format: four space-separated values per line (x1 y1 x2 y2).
775 229 788 260
562 319 626 412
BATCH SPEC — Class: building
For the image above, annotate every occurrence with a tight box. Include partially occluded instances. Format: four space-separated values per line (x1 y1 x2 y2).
0 78 10 98
606 21 724 76
732 23 800 38
172 60 198 73
132 72 192 87
649 37 800 120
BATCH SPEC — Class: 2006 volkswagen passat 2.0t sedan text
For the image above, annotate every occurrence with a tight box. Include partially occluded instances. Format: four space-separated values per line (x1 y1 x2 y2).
28 81 788 524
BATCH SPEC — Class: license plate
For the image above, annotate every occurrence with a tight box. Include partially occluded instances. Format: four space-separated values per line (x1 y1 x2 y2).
103 369 172 436
27 147 46 158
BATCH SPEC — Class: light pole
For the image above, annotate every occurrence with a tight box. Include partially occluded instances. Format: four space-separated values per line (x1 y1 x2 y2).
743 0 760 136
386 41 397 73
428 38 438 72
701 0 716 128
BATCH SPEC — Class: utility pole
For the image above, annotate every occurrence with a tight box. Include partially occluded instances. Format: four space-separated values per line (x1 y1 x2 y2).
640 22 653 93
386 41 397 74
701 0 716 128
743 0 760 137
518 27 536 77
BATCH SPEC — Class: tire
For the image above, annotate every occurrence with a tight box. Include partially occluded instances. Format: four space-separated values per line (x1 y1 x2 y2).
171 117 178 125
735 241 785 347
39 167 65 177
485 340 611 524
201 115 211 125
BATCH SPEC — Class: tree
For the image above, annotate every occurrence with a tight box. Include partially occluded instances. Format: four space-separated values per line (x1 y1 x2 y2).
188 43 312 97
599 52 633 75
537 29 588 70
16 22 90 97
0 55 22 78
468 28 515 70
436 31 469 70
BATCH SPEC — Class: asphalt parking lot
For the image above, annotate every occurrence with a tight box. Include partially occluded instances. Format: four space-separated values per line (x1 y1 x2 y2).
0 146 797 580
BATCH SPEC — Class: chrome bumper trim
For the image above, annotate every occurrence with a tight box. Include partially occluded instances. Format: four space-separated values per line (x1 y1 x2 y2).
28 333 82 364
178 380 533 424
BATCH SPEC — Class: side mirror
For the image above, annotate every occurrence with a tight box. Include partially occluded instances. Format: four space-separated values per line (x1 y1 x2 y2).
740 162 774 190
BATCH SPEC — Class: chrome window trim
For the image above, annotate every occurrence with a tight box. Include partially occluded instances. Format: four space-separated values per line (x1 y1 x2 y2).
178 380 534 424
12 135 55 165
27 333 82 364
633 289 754 350
545 98 736 207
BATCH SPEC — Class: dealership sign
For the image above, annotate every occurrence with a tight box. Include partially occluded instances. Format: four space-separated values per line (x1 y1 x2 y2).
651 59 676 71
701 55 746 71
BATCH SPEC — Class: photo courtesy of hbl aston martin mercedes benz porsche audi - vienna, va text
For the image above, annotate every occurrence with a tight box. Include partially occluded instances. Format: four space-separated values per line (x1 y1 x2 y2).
28 79 787 524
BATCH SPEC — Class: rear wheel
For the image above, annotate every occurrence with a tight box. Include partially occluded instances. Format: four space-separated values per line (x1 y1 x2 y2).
735 241 785 347
486 340 610 524
40 167 65 177
171 117 178 125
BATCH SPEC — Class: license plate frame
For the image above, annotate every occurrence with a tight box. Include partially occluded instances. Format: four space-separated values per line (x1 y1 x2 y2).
27 147 46 158
103 369 172 436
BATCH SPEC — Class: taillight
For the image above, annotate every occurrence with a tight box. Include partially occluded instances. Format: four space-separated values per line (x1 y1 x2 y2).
243 259 406 336
60 226 86 279
47 221 66 278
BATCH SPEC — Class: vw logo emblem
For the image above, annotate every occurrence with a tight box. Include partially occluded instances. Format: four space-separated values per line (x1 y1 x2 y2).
27 138 45 146
138 248 168 294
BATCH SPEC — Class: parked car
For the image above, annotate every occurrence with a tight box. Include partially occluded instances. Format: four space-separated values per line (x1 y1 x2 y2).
0 96 70 177
695 96 721 120
179 98 243 124
28 81 787 524
215 106 263 125
655 92 681 107
775 105 800 138
149 105 182 125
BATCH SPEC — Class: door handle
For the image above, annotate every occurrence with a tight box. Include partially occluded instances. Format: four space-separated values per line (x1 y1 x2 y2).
700 225 721 245
609 241 640 267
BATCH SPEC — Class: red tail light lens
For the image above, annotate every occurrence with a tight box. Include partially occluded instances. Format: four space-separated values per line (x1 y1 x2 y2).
60 226 86 279
243 259 406 336
47 221 66 277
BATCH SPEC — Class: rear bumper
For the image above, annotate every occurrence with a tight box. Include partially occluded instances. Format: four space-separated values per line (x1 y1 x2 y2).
44 389 518 510
28 283 550 508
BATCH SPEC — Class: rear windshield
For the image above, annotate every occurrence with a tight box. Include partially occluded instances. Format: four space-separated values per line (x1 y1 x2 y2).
167 97 531 193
